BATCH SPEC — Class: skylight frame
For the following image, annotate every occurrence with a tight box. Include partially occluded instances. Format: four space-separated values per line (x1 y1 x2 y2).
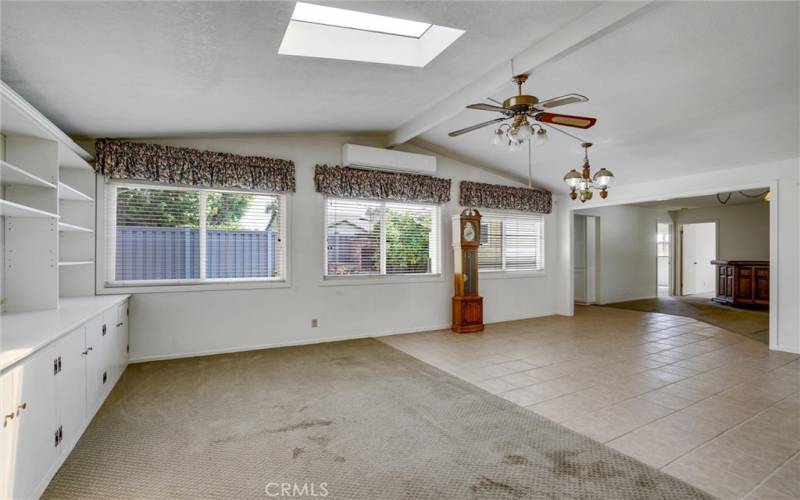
278 3 465 68
291 2 433 39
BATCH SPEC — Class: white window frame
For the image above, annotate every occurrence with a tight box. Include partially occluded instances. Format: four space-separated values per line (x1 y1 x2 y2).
321 197 443 286
478 210 546 279
96 178 291 294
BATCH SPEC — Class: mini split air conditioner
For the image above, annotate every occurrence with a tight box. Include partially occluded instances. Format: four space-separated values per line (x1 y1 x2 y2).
342 144 437 175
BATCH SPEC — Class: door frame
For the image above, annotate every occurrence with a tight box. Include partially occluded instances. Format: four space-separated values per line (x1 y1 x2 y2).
564 179 778 351
678 220 719 296
655 221 674 297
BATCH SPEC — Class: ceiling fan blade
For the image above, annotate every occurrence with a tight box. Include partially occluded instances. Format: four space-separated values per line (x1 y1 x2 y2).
534 112 596 129
448 117 507 137
466 103 512 114
537 94 589 109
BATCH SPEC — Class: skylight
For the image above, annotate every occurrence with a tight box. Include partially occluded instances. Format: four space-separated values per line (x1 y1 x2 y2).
291 2 431 38
278 3 465 67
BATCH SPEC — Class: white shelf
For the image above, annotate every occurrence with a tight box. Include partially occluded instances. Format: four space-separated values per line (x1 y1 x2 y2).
0 160 57 189
58 260 94 267
0 199 59 218
1 82 93 170
58 182 93 202
58 221 93 233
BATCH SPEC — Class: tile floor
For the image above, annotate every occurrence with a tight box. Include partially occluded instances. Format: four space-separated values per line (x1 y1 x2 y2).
381 306 800 499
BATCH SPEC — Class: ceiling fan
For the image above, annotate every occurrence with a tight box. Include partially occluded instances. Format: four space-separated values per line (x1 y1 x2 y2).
448 74 597 139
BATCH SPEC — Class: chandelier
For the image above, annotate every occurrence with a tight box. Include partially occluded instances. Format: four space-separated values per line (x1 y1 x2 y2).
562 142 614 202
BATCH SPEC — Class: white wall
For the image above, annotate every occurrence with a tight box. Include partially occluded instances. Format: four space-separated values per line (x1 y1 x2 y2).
574 205 669 304
92 136 560 362
671 202 770 260
557 157 800 354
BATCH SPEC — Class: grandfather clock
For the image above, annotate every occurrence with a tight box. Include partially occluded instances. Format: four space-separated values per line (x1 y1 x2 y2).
452 208 484 333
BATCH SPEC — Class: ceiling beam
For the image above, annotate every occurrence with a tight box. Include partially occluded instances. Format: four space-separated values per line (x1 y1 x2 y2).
386 1 652 146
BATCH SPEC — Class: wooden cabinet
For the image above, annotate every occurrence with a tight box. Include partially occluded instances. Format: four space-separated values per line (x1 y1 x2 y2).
712 260 769 308
0 297 129 499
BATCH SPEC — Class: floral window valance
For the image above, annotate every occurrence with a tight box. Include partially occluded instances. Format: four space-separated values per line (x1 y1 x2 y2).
314 165 451 204
94 139 295 192
460 180 552 214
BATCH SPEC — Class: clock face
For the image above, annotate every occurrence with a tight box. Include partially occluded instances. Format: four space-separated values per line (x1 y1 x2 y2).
463 221 476 242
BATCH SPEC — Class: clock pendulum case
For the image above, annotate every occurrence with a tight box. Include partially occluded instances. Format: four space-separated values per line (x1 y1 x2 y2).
452 208 484 333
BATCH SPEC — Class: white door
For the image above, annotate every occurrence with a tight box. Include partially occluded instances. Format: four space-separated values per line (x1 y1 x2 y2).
682 222 716 295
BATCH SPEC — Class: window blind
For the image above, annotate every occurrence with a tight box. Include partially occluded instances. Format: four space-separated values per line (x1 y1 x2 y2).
479 211 544 272
105 182 285 285
325 198 440 276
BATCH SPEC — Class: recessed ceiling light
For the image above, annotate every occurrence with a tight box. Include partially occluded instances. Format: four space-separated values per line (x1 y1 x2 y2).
291 2 431 38
278 2 465 67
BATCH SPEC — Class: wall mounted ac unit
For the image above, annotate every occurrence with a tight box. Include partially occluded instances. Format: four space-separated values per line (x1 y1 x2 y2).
342 144 436 175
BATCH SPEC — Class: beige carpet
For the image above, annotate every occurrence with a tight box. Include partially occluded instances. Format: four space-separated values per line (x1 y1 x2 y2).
600 295 769 344
44 339 713 500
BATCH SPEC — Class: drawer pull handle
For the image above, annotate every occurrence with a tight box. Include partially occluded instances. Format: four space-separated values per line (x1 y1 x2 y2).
116 322 124 327
16 402 27 411
4 413 14 423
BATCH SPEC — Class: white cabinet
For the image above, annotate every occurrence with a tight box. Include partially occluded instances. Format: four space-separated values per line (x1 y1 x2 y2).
0 345 57 499
0 297 129 499
114 302 129 382
54 327 87 451
85 315 111 417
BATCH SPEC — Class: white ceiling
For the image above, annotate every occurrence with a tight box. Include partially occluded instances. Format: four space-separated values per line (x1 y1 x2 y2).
0 1 594 136
1 1 798 193
630 190 771 211
420 1 800 190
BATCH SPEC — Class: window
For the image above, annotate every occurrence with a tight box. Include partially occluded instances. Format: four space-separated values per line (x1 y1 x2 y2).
479 211 545 272
325 198 440 277
104 182 285 286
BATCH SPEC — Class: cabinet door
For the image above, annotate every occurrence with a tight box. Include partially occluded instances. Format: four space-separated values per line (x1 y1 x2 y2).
0 369 16 499
2 348 59 498
736 267 754 303
754 267 770 304
55 326 87 451
116 301 130 376
85 315 111 417
103 307 121 387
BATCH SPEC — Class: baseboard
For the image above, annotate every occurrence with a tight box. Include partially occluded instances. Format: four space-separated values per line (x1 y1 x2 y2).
129 324 450 363
130 310 558 363
598 294 657 305
774 344 800 354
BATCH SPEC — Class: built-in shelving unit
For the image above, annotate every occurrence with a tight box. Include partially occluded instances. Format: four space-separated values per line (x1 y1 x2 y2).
1 80 96 312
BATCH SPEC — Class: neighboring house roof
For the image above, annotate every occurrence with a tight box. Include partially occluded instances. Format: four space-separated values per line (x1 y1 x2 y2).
328 218 373 236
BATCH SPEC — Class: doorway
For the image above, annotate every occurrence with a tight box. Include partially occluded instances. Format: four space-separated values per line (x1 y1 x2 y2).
657 222 671 297
573 215 598 304
681 222 717 296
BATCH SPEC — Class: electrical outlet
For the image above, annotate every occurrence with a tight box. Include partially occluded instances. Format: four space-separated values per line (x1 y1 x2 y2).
311 319 318 328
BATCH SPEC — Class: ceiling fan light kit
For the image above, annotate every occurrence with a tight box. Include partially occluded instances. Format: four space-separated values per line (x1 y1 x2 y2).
449 72 614 202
